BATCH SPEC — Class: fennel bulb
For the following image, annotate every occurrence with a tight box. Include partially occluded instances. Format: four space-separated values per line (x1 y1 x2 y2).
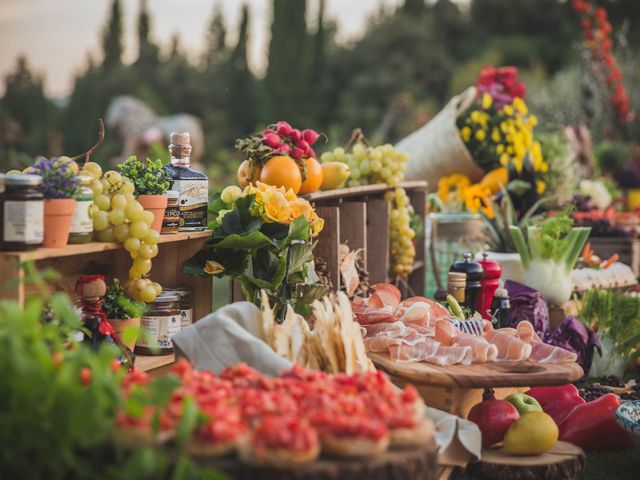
510 216 590 306
522 259 573 306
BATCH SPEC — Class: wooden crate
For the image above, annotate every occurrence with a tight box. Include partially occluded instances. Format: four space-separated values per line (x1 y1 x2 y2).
230 181 427 302
0 231 213 374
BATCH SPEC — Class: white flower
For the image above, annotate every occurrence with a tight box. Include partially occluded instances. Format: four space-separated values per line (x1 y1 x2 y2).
579 180 612 210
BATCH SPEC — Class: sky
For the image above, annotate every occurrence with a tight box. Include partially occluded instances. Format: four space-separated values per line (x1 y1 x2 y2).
0 0 405 98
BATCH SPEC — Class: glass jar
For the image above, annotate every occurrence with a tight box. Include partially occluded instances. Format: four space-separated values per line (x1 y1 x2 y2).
161 190 180 235
69 175 94 244
135 291 181 355
447 271 466 304
0 174 44 251
167 287 193 329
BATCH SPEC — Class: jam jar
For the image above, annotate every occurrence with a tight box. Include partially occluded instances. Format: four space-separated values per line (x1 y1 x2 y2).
68 175 94 244
135 291 181 355
167 287 193 329
161 190 180 234
0 174 44 251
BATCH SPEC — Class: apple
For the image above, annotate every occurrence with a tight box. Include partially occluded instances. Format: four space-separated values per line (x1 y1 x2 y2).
505 392 542 414
468 389 520 448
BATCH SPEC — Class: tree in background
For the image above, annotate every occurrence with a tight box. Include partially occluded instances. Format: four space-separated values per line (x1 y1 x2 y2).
202 3 228 71
135 0 160 72
102 0 124 70
263 0 312 124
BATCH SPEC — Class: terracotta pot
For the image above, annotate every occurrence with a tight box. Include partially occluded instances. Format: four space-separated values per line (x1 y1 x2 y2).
138 194 168 233
43 198 76 248
109 317 141 351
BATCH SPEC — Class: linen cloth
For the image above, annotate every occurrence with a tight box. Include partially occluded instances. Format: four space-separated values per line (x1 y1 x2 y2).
172 301 481 466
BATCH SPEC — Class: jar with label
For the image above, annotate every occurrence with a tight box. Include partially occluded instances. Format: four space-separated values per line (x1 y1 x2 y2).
447 272 466 304
161 190 180 234
0 174 44 251
69 175 94 244
135 291 181 355
163 132 208 232
167 287 193 329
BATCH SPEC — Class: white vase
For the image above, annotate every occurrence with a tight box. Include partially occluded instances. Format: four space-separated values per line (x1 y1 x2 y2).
476 252 524 284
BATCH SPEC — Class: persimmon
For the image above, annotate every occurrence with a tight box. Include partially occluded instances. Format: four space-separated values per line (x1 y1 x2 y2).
259 155 302 194
237 160 262 188
298 157 324 195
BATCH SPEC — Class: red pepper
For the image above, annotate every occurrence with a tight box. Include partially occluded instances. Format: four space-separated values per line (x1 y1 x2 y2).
558 393 633 451
525 384 585 424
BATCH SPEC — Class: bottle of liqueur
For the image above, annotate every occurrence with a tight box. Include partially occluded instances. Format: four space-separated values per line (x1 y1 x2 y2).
163 132 208 231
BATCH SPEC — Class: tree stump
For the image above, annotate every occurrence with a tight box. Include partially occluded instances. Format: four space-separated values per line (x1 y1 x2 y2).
466 441 585 480
203 439 438 480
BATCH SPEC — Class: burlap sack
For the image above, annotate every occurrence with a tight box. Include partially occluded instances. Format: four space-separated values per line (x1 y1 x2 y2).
396 86 485 186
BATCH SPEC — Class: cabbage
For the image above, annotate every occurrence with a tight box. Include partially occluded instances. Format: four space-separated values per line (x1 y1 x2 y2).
504 280 549 338
547 316 600 376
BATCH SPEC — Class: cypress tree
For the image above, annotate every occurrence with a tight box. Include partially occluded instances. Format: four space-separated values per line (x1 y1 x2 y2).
226 4 258 134
136 0 160 68
102 0 123 69
264 0 311 123
203 4 228 70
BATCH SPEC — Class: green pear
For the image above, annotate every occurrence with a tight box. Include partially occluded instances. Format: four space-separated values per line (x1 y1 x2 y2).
503 411 558 455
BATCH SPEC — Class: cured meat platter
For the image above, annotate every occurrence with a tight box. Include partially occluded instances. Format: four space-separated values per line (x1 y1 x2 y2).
368 352 584 389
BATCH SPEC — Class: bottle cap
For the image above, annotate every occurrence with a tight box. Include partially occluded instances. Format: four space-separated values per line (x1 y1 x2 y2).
170 132 190 145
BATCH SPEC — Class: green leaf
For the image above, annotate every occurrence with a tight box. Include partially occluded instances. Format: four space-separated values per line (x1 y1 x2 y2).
287 216 311 243
506 179 532 197
286 242 315 274
214 231 275 250
208 194 227 216
183 249 248 278
248 250 286 289
176 396 199 444
260 222 289 241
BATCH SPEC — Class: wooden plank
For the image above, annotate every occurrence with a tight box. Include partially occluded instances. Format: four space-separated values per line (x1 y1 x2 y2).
339 202 367 265
0 255 22 303
407 187 427 297
136 354 175 373
314 206 340 289
0 230 211 262
368 352 584 388
366 198 389 284
306 183 388 202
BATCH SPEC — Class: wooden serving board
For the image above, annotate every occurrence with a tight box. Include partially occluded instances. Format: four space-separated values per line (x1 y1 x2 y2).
466 441 585 480
203 440 438 480
368 352 584 388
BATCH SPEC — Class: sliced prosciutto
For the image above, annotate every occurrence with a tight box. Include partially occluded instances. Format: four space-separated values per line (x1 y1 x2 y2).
516 321 577 363
484 328 532 361
435 321 498 363
389 339 473 366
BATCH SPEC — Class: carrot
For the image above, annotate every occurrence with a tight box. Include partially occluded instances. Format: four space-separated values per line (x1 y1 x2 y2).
602 254 619 269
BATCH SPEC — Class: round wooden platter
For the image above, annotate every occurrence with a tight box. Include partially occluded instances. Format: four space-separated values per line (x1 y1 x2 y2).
201 439 438 480
368 352 584 389
466 441 585 480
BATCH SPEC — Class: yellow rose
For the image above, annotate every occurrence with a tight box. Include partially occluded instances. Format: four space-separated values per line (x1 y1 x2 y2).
283 188 297 202
311 216 324 237
261 189 291 223
289 198 313 221
204 260 225 275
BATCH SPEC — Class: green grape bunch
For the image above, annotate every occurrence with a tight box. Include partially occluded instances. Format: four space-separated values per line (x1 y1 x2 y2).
321 136 416 280
78 161 162 303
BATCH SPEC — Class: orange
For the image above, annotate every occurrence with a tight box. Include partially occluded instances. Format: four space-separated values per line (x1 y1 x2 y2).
259 155 302 194
237 160 262 188
298 157 324 195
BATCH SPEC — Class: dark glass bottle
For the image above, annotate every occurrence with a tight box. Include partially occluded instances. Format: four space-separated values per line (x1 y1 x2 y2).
450 253 484 314
490 288 511 329
163 132 208 231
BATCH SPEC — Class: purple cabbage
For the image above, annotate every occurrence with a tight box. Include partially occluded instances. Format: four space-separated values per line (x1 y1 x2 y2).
504 280 550 339
546 316 601 377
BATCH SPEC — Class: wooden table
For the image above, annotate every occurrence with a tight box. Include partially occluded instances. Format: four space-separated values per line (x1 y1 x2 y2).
369 352 584 417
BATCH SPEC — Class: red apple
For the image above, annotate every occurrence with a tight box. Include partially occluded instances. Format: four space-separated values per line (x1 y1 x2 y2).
468 389 520 448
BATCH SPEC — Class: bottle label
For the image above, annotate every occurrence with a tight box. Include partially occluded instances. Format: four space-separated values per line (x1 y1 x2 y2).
70 200 94 234
180 308 193 329
137 314 181 349
172 180 208 230
161 204 181 232
3 201 44 244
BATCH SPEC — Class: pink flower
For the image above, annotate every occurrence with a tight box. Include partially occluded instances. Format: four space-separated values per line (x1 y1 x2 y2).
263 133 282 148
290 147 304 160
276 121 293 136
302 129 319 145
290 129 302 142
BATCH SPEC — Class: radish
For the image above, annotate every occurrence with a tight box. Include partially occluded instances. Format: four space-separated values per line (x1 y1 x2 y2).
274 144 290 154
276 121 292 136
295 139 310 151
290 147 304 159
302 129 319 145
263 133 282 148
290 129 302 142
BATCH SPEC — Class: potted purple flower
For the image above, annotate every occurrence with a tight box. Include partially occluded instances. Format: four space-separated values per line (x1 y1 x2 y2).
28 156 79 248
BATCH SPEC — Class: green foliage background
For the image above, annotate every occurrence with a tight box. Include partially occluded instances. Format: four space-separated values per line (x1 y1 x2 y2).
1 0 639 179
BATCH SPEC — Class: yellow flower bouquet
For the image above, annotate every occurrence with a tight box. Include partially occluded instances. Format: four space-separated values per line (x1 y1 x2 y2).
184 182 327 317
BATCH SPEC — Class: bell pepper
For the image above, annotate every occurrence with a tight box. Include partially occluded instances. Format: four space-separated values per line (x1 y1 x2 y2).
558 393 633 451
525 384 585 424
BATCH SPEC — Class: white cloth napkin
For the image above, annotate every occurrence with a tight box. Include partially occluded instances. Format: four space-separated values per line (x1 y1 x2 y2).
172 301 482 466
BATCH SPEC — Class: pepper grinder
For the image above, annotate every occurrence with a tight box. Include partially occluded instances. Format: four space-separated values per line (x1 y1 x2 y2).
478 253 502 319
449 253 484 314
